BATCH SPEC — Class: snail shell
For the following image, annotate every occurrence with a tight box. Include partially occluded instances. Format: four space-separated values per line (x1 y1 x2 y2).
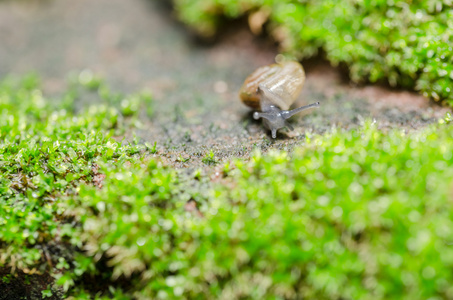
239 61 305 111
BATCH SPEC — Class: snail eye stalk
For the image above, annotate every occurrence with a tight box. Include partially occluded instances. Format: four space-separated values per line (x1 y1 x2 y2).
281 102 320 119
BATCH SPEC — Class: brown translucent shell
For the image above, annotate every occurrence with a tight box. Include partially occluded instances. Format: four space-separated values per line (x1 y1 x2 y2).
239 61 305 111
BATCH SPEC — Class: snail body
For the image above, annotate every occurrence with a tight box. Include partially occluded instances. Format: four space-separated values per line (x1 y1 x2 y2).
239 61 319 138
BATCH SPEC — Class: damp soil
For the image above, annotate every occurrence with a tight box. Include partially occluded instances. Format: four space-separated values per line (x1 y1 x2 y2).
0 267 61 300
0 0 450 298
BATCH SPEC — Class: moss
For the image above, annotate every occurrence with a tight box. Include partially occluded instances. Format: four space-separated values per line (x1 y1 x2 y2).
208 121 453 299
173 0 453 106
0 74 153 296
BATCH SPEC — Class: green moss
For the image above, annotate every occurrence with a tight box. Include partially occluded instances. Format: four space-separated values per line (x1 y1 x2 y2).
2 74 453 299
173 0 453 106
209 121 453 299
0 73 152 276
202 149 218 165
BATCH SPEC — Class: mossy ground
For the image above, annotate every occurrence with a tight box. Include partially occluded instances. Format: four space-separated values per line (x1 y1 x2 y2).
1 0 453 299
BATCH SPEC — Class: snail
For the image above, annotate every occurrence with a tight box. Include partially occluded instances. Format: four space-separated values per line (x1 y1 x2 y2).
239 61 319 138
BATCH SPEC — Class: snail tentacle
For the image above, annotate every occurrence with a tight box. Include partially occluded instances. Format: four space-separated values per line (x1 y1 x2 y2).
271 129 277 139
253 111 274 120
281 102 320 119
